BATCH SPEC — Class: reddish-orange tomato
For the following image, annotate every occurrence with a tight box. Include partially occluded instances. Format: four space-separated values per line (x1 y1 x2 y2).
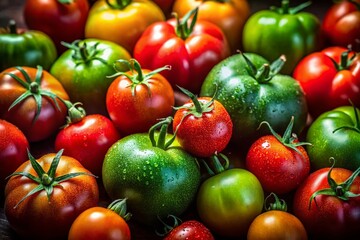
4 151 99 240
172 0 250 53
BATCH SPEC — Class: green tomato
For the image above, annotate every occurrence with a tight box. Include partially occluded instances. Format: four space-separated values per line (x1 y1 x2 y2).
242 0 322 74
102 118 201 226
306 106 360 171
197 168 264 238
200 53 308 147
0 20 57 71
50 38 131 115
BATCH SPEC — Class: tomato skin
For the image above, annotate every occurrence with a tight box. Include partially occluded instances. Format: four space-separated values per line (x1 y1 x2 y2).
0 67 69 142
0 22 57 71
172 0 250 53
55 114 121 177
68 206 131 240
322 0 360 51
4 153 99 240
293 167 360 239
85 0 165 54
23 0 90 54
133 16 230 93
247 210 308 240
106 68 174 135
196 168 264 238
173 97 233 157
164 220 215 240
293 46 360 117
0 119 29 191
246 135 310 195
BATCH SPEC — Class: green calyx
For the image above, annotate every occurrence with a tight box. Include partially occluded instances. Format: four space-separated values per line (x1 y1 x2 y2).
173 7 199 40
149 117 177 150
270 0 312 14
242 52 286 83
62 40 107 66
202 152 230 176
333 101 360 134
259 116 311 155
108 198 132 221
57 0 73 4
105 0 132 9
108 59 170 96
62 101 87 127
330 48 358 72
155 215 182 237
309 158 360 209
6 149 96 208
6 65 63 123
264 193 288 212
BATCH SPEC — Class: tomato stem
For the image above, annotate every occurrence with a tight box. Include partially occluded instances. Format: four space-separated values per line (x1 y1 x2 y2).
174 7 198 40
105 0 131 9
149 117 176 150
264 193 288 212
8 19 17 34
57 0 73 4
271 0 311 14
108 199 132 221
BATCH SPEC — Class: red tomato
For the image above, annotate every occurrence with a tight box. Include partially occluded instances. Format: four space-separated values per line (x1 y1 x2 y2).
322 0 360 51
106 59 174 135
164 218 215 240
23 0 90 54
293 46 360 117
133 7 230 93
0 119 29 190
55 102 121 177
0 66 69 142
172 87 232 158
4 150 99 240
245 118 310 195
293 164 360 239
68 199 131 240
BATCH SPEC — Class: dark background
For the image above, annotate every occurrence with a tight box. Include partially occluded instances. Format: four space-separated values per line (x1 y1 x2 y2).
0 0 333 240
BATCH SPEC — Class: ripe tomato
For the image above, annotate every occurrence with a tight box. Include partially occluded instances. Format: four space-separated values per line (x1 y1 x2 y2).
23 0 90 54
85 0 165 54
0 119 29 191
173 87 233 158
172 0 250 53
245 118 311 195
55 102 121 177
4 150 99 240
0 66 69 142
133 7 230 93
68 199 131 240
106 59 174 135
322 0 360 51
293 164 360 239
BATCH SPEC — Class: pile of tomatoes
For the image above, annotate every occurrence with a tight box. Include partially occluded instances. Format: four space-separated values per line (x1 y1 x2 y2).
1 0 360 239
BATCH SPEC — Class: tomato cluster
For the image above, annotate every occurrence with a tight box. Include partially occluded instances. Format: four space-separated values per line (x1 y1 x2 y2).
1 0 360 240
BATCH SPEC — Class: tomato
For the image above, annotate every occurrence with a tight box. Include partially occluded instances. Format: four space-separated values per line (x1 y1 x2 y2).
247 193 307 240
242 0 322 74
0 66 69 142
172 87 232 158
322 0 360 51
245 117 311 195
102 117 201 226
54 101 121 177
4 150 99 240
106 59 174 135
293 163 360 239
133 7 231 93
0 20 57 71
50 39 131 115
161 216 215 240
306 105 360 171
196 154 264 238
85 0 165 54
172 0 250 53
0 119 29 191
200 53 308 148
293 46 360 117
68 199 131 240
23 0 90 54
